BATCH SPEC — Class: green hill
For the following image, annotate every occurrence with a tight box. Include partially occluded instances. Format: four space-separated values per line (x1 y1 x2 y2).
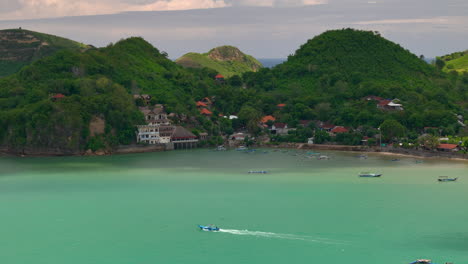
441 50 468 73
0 37 220 155
176 46 262 77
238 29 463 131
0 28 89 77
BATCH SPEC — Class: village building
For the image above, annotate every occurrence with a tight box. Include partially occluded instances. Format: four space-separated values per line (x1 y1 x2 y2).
271 123 290 135
364 95 403 111
139 106 170 125
261 115 276 124
171 126 199 149
51 93 65 102
277 103 286 108
231 133 248 141
329 126 349 136
437 144 459 152
200 108 212 116
198 132 209 140
133 94 152 105
215 74 225 83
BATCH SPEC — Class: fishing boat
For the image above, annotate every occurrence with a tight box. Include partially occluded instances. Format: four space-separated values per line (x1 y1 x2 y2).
438 176 458 182
248 170 268 174
236 146 247 151
358 154 368 159
359 172 382 177
318 155 330 160
216 145 226 151
198 225 220 231
409 259 432 264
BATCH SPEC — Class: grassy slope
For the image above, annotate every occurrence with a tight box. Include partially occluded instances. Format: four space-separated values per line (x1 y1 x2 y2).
176 46 262 77
444 52 468 73
0 29 87 77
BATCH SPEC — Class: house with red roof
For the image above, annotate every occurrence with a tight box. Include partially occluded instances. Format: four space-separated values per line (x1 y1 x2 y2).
277 103 286 108
215 74 225 83
51 93 65 101
196 101 208 107
329 126 350 136
261 115 276 124
437 144 459 152
200 108 212 116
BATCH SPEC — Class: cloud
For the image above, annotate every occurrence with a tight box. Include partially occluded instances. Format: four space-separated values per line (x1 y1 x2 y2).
0 0 229 20
352 17 452 25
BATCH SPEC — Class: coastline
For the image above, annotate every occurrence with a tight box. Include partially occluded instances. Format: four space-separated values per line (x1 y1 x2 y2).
260 143 468 162
1 143 467 162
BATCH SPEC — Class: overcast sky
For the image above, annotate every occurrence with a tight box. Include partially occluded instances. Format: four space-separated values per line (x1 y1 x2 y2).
0 0 467 58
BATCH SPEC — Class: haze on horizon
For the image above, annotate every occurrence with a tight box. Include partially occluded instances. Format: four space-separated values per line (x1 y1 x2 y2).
0 0 466 59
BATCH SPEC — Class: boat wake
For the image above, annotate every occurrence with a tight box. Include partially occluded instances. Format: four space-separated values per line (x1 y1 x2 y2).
218 229 345 244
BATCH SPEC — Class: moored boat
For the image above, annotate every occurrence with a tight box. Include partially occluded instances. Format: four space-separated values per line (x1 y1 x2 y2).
438 176 458 182
198 225 220 231
248 170 268 174
359 172 382 177
409 259 432 264
216 145 227 151
236 146 247 151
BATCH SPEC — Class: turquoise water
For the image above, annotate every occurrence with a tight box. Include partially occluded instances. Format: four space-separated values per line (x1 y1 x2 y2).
0 149 467 264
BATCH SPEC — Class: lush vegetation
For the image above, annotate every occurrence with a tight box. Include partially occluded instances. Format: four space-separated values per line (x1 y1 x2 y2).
1 28 468 154
0 37 221 154
176 46 262 77
440 50 468 73
0 29 88 77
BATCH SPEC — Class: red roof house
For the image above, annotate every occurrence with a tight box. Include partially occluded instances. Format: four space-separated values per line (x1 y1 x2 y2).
51 93 65 99
196 101 208 107
215 74 225 79
261 115 276 124
437 144 459 151
277 103 286 108
200 108 212 116
331 126 349 134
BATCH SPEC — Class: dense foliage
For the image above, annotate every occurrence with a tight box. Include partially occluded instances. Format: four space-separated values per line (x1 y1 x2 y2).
0 37 220 154
1 29 467 154
0 29 87 77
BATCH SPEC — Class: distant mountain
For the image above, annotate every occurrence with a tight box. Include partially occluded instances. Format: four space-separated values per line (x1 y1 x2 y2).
440 50 468 73
0 28 89 77
176 46 262 77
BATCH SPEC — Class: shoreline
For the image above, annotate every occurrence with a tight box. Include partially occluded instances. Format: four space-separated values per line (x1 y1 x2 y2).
260 143 468 162
1 143 467 162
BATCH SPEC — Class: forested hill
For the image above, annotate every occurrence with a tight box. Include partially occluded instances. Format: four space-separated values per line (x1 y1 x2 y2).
0 29 88 77
240 29 465 132
176 46 262 77
0 37 220 155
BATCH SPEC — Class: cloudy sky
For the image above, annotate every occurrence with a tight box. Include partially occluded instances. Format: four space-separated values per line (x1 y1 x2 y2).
0 0 467 58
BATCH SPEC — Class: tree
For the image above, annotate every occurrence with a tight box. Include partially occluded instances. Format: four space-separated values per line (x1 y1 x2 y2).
435 58 445 70
380 120 406 141
418 134 439 150
238 105 262 135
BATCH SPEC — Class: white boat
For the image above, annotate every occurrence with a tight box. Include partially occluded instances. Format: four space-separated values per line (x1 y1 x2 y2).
359 172 382 177
216 145 226 151
318 155 330 160
236 146 247 151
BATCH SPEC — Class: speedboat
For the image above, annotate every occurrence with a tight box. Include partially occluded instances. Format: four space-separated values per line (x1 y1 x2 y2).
248 170 268 174
409 259 432 264
359 172 382 177
198 225 220 231
438 176 458 182
318 155 330 160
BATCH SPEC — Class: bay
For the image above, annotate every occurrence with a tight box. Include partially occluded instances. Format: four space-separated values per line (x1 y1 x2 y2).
0 149 467 264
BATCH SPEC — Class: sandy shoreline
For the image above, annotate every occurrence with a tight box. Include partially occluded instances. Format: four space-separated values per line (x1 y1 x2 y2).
261 143 468 162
